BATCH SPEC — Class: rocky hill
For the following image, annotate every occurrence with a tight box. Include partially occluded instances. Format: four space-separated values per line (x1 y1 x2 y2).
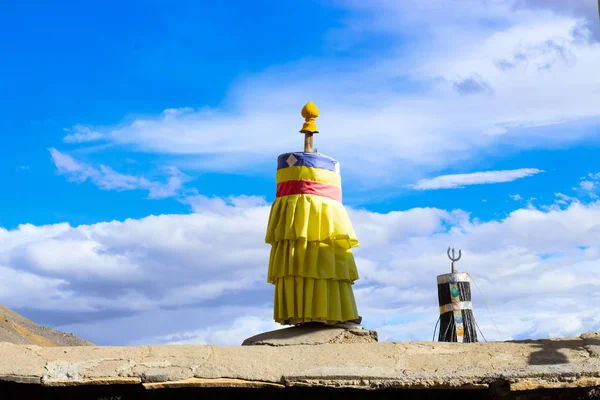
0 305 92 346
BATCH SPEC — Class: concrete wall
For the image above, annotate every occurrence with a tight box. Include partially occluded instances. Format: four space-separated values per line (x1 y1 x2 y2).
1 332 599 399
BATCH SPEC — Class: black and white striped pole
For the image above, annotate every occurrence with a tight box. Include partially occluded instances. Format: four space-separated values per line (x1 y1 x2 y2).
436 247 478 343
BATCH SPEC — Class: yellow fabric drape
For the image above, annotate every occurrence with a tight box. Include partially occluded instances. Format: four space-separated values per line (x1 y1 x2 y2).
268 239 358 282
266 192 360 325
265 194 358 248
273 276 359 325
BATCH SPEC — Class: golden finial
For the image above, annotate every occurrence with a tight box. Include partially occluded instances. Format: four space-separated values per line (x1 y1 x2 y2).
300 102 319 153
300 102 319 134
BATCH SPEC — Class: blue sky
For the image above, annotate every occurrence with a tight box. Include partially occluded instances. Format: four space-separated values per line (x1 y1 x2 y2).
2 0 341 223
4 0 597 229
1 0 340 226
1 0 600 345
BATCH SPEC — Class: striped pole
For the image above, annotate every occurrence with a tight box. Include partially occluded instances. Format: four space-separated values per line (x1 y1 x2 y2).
437 249 478 343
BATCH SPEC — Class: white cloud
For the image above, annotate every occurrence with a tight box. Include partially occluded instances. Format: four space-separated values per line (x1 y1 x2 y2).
574 172 600 198
513 0 600 41
49 148 188 199
453 73 495 95
139 315 280 346
1 190 600 345
0 266 68 309
50 1 600 188
182 194 268 214
580 180 595 191
63 126 105 143
409 168 543 190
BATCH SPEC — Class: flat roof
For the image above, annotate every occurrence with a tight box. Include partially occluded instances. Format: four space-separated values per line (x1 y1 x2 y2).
1 332 599 393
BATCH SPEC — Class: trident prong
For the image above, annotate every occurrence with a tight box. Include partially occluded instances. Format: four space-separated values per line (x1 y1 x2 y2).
447 246 462 274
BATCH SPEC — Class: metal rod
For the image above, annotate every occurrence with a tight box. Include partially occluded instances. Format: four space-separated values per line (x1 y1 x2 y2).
447 247 462 273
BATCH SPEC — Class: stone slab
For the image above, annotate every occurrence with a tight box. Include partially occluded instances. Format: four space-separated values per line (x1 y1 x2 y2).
510 377 600 391
581 331 600 358
580 331 600 340
0 343 46 378
0 332 599 391
143 378 285 390
0 375 41 384
242 323 378 346
42 377 142 387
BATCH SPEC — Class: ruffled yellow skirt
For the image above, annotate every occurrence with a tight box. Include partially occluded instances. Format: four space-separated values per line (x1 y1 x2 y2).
266 194 360 325
273 276 359 325
265 192 358 248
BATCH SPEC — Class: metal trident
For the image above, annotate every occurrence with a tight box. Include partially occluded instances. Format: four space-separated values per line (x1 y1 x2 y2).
447 247 462 274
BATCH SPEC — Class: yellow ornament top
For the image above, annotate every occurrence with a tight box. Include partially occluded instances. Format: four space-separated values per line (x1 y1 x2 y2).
300 102 319 134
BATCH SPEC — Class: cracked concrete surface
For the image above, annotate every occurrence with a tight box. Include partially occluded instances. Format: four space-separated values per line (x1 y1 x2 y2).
0 331 599 392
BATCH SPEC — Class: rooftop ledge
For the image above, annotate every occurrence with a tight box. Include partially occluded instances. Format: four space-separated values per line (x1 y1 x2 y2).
1 331 600 397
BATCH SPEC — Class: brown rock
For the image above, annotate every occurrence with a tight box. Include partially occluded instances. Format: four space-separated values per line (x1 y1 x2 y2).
580 331 600 358
580 331 600 340
42 377 141 387
0 374 41 384
143 377 284 390
510 377 600 391
0 305 92 347
242 323 378 346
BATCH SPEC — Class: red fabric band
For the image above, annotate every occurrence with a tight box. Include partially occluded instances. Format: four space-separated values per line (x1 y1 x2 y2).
276 180 342 202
